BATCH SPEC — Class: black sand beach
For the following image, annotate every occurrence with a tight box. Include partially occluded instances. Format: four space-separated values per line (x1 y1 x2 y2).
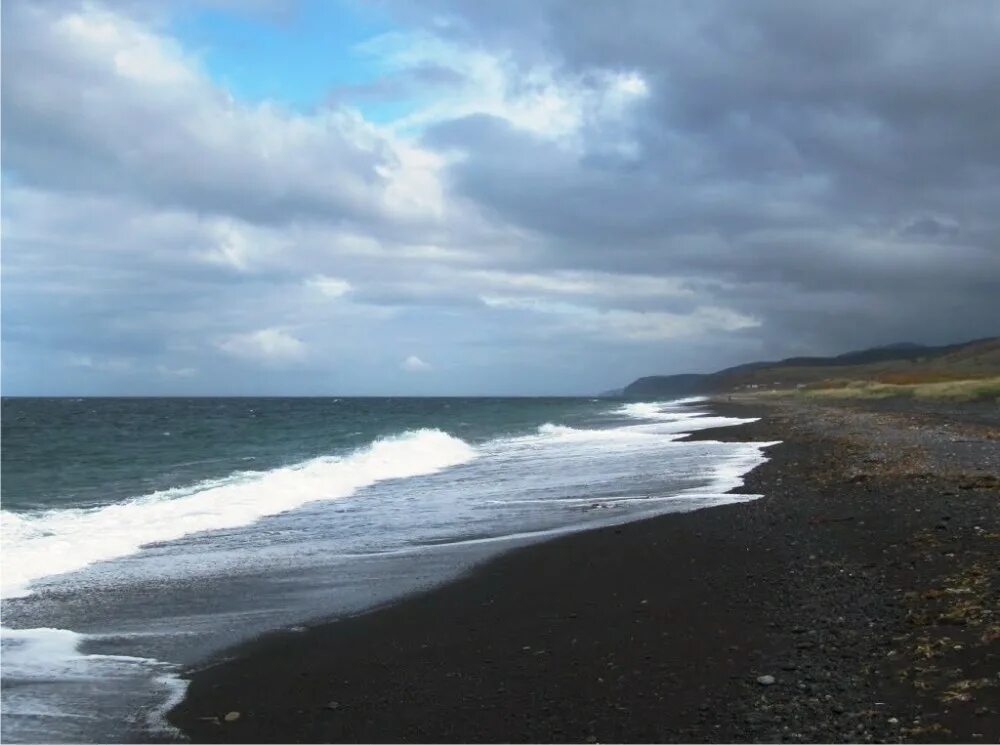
167 398 999 743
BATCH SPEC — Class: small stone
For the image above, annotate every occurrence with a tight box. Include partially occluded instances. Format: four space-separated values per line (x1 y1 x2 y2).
888 718 899 725
325 701 341 710
224 711 240 723
757 675 776 686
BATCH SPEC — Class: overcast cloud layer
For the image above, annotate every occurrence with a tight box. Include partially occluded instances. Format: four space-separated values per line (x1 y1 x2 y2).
2 0 998 395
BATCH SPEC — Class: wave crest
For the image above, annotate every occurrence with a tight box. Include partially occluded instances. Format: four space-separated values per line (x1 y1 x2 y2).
1 429 476 598
536 423 579 436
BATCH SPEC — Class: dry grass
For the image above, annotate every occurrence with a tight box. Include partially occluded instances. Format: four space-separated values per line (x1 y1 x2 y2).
910 376 1000 400
760 376 1000 402
875 370 996 385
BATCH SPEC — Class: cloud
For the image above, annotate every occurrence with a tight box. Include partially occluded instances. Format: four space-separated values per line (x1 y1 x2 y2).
462 269 695 299
67 354 135 373
2 2 448 228
2 0 998 395
481 296 759 341
398 0 1000 350
359 31 649 144
217 328 307 364
156 364 198 378
307 275 353 298
401 354 431 372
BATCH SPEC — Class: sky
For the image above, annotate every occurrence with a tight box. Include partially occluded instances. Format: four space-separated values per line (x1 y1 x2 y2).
2 0 998 396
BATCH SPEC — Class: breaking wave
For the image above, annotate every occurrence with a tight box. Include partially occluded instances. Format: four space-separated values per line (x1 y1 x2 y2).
1 429 476 598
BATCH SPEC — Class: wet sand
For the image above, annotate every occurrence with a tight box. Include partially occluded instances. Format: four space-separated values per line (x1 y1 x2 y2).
166 397 999 743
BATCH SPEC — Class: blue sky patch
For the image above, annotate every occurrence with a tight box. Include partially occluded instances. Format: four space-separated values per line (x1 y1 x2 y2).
171 0 393 112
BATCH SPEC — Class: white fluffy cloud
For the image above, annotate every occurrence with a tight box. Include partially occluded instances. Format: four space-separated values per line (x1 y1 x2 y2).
401 355 432 372
3 3 448 229
217 328 307 364
307 275 353 298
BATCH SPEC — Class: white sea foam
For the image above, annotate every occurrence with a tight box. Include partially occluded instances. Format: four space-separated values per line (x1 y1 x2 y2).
536 422 580 436
0 627 171 683
634 414 760 435
617 401 674 419
681 440 782 500
615 399 760 434
666 395 710 405
534 422 656 441
614 400 780 504
617 398 708 421
0 626 186 742
538 402 755 444
0 429 476 598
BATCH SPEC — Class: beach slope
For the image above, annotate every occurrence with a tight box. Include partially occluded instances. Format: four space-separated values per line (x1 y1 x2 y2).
168 397 999 743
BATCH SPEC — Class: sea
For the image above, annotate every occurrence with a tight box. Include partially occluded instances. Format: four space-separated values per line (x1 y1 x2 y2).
0 396 777 742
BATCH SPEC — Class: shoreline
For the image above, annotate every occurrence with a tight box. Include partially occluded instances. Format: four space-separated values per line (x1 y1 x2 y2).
165 398 999 743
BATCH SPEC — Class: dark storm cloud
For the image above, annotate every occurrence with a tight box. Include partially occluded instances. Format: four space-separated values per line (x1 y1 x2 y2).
399 0 1000 350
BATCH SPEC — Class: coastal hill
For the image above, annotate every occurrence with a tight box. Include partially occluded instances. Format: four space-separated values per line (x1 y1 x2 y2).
621 336 1000 398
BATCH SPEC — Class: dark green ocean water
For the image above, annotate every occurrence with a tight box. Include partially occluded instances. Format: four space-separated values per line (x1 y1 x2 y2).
1 397 609 512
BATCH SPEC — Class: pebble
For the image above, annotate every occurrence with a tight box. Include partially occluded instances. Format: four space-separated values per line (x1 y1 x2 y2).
224 711 240 723
757 675 776 686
